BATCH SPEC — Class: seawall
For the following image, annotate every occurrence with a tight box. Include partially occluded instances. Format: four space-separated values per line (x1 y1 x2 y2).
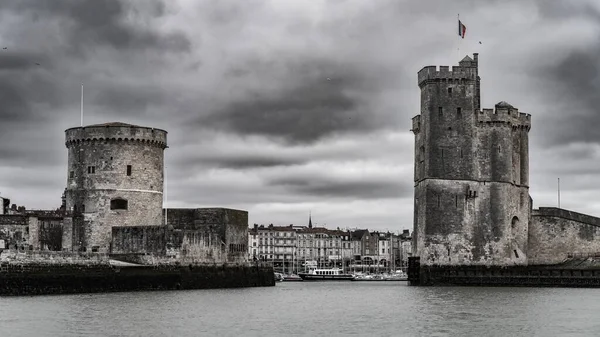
0 261 275 296
407 257 600 288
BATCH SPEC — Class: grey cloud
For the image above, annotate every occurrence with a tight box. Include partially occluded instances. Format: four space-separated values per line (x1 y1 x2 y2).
533 45 600 145
198 155 305 169
196 57 397 145
517 0 600 146
92 84 169 113
535 0 600 20
168 131 410 171
267 175 408 200
0 51 48 71
1 0 190 53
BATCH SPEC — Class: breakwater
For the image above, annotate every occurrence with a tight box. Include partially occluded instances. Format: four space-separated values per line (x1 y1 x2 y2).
407 257 600 287
0 251 275 296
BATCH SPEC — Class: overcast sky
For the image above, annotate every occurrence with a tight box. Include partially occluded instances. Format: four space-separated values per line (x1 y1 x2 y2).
1 0 599 232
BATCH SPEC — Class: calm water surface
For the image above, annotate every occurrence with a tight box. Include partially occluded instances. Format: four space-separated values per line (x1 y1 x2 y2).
1 282 600 336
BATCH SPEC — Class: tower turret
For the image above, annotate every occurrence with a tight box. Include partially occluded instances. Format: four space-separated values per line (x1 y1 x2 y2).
414 53 480 182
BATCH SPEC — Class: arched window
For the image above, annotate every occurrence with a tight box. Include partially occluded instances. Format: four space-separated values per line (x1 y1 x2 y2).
110 198 128 210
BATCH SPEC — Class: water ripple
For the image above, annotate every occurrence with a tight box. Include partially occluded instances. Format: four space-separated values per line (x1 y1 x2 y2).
1 284 599 336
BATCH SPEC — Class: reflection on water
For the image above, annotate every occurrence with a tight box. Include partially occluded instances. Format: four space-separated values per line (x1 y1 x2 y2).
1 282 600 336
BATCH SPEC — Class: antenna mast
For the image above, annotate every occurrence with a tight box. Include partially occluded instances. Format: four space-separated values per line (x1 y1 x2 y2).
558 178 561 208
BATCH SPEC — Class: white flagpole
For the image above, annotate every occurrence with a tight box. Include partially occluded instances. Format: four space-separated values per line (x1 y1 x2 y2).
558 178 561 208
80 84 84 126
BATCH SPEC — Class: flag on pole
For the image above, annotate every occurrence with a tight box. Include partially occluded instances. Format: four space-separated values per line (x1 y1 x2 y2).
458 19 466 39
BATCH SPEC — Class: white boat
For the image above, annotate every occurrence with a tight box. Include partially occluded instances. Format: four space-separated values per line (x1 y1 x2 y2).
283 274 303 282
353 271 408 281
298 268 355 281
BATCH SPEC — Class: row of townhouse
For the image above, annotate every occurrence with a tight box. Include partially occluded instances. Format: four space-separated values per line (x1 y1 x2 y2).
248 221 412 274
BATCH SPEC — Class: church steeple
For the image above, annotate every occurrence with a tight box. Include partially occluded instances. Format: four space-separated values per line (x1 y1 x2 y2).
308 212 313 228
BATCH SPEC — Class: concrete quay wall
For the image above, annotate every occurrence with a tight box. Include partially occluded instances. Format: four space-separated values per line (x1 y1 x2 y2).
407 258 600 288
0 251 275 295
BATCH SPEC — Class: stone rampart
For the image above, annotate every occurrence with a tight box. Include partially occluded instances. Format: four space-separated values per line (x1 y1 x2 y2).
528 208 600 265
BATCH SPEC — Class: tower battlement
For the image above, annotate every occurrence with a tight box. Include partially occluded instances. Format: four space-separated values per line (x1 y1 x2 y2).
417 65 478 87
477 102 531 130
417 53 479 88
65 122 167 149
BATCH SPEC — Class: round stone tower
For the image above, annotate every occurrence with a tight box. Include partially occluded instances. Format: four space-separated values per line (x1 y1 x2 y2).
64 122 168 253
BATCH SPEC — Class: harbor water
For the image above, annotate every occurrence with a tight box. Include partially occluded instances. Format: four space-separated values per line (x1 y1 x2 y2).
1 282 599 336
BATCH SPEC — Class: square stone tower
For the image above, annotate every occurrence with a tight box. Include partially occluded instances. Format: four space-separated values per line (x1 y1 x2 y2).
412 54 532 266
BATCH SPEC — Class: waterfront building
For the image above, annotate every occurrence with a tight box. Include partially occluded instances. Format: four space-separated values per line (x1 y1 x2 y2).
248 221 411 274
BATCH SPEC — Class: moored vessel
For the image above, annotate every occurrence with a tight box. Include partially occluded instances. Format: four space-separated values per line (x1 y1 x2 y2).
298 268 355 281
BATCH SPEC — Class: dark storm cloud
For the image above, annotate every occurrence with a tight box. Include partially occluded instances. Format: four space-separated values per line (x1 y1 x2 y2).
267 175 408 200
0 0 190 53
197 57 396 145
0 51 48 70
0 0 187 169
0 70 60 123
523 1 600 146
534 45 600 145
200 155 305 169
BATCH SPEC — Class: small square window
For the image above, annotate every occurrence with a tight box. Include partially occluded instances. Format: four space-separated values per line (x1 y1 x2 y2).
127 165 132 176
457 107 462 117
87 166 95 174
447 87 452 94
438 107 443 116
69 171 74 179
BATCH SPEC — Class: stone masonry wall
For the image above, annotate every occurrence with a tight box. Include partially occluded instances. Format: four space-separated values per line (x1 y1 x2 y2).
111 226 166 255
110 227 226 264
165 208 196 229
0 215 28 250
414 180 529 266
112 208 249 264
222 209 249 263
62 217 73 251
528 207 600 265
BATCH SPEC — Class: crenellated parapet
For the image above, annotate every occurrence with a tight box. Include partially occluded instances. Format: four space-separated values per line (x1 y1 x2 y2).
417 65 478 88
476 102 531 131
65 122 168 149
